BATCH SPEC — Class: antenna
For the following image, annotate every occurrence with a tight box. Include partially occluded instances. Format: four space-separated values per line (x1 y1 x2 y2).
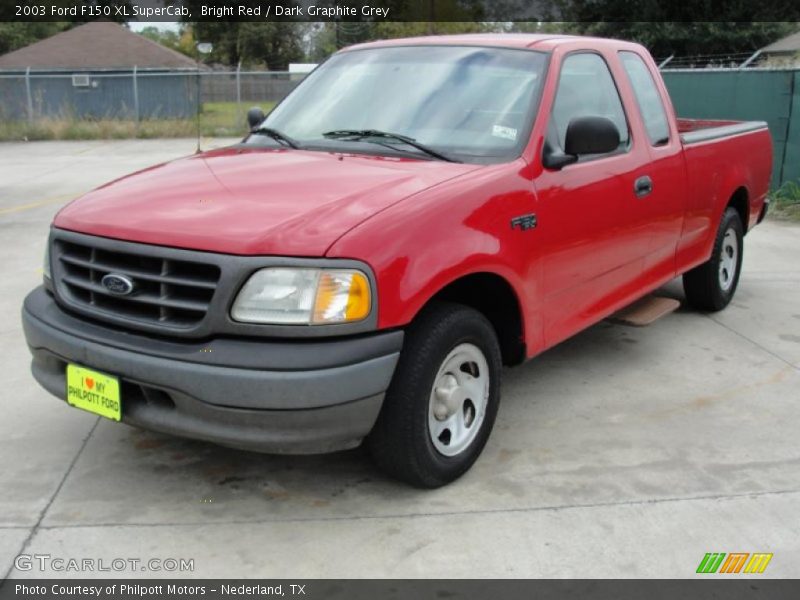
194 42 213 154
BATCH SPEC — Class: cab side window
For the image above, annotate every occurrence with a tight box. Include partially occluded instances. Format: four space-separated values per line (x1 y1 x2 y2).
548 53 630 153
619 51 670 146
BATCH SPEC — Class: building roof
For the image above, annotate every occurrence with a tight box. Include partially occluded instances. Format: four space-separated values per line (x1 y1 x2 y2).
0 21 198 71
760 30 800 54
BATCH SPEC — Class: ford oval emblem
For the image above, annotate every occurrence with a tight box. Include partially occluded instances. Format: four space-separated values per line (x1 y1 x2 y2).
101 273 135 296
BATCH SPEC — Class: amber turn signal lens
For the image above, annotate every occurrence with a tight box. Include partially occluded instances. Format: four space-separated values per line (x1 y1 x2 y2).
312 270 371 324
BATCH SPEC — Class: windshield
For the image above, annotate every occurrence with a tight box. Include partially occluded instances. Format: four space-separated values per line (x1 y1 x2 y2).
252 45 548 163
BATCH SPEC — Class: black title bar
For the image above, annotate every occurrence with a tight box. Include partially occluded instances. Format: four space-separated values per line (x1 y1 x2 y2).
2 0 800 22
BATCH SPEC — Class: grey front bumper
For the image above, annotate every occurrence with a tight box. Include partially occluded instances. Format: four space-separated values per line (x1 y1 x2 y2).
22 287 402 454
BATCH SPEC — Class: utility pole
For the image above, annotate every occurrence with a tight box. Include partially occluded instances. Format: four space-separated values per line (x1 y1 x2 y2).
194 42 213 154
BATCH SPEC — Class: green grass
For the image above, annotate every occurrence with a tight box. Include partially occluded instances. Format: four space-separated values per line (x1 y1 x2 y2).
769 180 800 222
0 101 276 142
199 101 276 137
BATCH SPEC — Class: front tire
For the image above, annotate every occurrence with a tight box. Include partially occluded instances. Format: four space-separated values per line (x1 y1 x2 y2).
367 302 502 488
683 207 744 312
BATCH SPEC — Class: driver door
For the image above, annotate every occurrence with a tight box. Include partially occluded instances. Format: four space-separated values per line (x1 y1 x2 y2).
536 51 653 346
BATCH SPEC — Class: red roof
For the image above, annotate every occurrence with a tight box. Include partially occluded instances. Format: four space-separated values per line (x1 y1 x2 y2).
343 33 639 54
344 33 575 51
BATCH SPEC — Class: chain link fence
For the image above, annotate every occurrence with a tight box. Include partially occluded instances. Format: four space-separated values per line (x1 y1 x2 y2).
0 69 307 139
656 51 800 70
1 60 798 189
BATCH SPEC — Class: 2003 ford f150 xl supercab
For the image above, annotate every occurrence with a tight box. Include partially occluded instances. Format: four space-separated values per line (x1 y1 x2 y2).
22 34 772 487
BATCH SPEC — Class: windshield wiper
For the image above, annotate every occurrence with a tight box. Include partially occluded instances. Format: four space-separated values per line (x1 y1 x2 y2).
249 126 301 149
322 129 459 163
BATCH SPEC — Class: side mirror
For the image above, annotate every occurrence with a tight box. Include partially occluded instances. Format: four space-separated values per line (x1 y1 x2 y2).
564 116 620 156
247 106 265 130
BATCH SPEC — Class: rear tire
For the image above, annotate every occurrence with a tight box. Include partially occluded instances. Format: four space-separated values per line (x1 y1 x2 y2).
683 207 744 312
367 302 502 488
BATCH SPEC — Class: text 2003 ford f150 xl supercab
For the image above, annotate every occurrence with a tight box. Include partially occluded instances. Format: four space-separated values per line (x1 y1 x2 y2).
22 34 772 487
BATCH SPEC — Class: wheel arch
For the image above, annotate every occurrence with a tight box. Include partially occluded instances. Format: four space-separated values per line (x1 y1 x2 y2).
726 185 750 233
415 271 527 366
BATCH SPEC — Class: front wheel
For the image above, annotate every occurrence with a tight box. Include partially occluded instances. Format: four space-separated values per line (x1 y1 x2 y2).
367 302 502 488
683 207 744 312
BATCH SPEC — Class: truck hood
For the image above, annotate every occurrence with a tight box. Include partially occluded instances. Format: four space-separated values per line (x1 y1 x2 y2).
54 147 481 256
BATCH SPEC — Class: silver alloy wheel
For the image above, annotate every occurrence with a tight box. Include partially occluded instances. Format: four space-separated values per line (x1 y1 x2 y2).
718 227 739 292
428 343 490 457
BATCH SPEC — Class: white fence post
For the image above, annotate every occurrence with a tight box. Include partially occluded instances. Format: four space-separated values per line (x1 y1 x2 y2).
132 65 139 121
25 66 34 123
740 51 761 69
658 55 674 70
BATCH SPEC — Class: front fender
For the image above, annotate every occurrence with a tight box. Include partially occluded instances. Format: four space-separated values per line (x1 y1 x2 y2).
326 160 544 355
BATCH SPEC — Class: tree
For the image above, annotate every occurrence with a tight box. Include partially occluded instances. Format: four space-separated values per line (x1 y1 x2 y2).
553 21 798 59
180 0 308 68
371 21 502 39
191 22 307 69
0 22 71 55
307 22 374 61
138 25 195 58
307 21 506 61
553 0 800 23
550 1 800 57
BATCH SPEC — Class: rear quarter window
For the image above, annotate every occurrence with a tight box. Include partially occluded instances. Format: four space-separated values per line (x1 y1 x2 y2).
619 51 671 146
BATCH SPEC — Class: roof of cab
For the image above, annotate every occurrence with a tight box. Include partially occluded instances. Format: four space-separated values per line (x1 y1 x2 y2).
341 33 639 54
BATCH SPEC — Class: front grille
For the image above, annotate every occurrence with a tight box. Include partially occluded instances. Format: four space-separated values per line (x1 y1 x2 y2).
55 238 220 329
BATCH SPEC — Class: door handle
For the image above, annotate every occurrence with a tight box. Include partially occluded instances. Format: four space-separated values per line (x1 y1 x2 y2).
634 176 653 198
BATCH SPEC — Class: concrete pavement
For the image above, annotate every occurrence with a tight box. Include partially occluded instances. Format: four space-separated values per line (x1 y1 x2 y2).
1 140 798 578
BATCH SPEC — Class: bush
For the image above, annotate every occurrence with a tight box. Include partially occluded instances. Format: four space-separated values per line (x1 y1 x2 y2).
771 180 800 221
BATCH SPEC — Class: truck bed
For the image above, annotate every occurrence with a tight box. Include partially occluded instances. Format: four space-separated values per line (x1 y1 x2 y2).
677 115 772 266
677 118 768 144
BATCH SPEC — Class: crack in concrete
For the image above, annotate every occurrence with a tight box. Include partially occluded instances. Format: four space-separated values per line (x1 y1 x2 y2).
30 487 800 532
2 417 99 580
706 314 799 371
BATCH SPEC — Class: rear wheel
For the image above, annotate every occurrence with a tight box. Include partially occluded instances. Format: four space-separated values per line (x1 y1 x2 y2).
367 302 502 488
683 207 744 311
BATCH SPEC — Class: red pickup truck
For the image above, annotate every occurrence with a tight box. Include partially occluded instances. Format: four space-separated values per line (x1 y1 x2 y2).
22 34 772 487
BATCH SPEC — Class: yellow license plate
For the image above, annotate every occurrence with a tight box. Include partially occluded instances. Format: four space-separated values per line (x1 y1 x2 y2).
66 364 121 421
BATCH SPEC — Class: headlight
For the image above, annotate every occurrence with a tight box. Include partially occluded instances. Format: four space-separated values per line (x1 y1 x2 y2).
231 268 371 325
43 243 51 280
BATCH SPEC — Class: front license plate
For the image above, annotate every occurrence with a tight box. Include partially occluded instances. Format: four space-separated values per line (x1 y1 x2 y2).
66 364 121 421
